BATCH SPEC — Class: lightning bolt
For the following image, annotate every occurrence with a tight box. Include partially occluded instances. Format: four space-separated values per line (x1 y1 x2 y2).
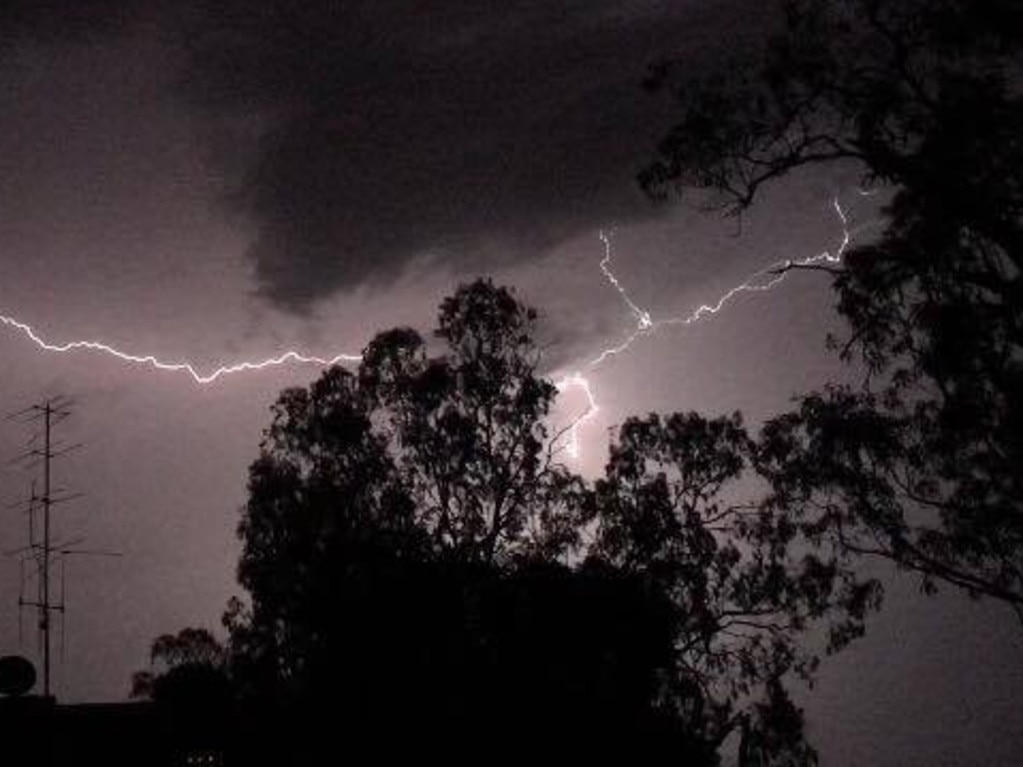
552 194 868 456
0 306 601 460
599 228 654 332
589 196 852 367
0 314 360 385
0 193 871 461
553 372 598 459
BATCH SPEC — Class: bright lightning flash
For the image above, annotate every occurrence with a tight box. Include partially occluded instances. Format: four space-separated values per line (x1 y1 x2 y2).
0 194 868 460
553 372 598 459
0 314 360 385
589 197 852 368
552 195 865 456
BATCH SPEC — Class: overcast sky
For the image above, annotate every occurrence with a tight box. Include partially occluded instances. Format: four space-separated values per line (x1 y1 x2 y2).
0 3 1020 764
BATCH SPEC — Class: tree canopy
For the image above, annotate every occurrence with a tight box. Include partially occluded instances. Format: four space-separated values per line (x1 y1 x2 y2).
129 627 228 701
590 411 879 760
642 0 1023 616
213 279 876 763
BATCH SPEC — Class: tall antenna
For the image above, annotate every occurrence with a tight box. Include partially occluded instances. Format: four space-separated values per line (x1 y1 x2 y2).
6 396 118 699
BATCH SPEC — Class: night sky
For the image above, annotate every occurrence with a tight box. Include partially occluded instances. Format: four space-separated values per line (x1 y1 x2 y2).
1 2 1021 764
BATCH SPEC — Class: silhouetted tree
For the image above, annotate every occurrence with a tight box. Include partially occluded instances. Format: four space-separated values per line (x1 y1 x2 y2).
642 0 1023 615
225 280 699 760
589 412 879 763
357 279 585 563
129 628 232 760
226 280 583 693
219 284 798 760
219 281 876 762
130 627 228 701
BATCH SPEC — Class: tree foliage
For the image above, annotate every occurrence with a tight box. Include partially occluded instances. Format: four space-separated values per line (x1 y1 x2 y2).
129 626 232 758
228 281 584 694
225 280 699 758
130 627 228 701
643 0 1023 615
221 280 876 763
590 412 879 762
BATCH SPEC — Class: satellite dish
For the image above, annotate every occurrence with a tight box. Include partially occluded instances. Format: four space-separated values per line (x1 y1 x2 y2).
0 655 36 696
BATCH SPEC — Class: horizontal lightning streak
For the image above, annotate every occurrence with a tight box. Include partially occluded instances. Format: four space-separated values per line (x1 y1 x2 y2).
0 314 360 385
0 193 868 460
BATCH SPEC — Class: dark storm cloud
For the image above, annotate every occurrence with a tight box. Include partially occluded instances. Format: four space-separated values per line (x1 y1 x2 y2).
175 0 765 310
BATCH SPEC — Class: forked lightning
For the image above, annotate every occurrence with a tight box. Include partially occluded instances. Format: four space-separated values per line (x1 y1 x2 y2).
0 194 867 457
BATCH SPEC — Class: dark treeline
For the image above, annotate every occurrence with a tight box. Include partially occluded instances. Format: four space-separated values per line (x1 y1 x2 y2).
136 279 866 764
127 0 1021 765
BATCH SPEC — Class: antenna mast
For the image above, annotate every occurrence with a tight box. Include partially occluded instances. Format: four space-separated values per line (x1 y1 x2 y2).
6 396 117 699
